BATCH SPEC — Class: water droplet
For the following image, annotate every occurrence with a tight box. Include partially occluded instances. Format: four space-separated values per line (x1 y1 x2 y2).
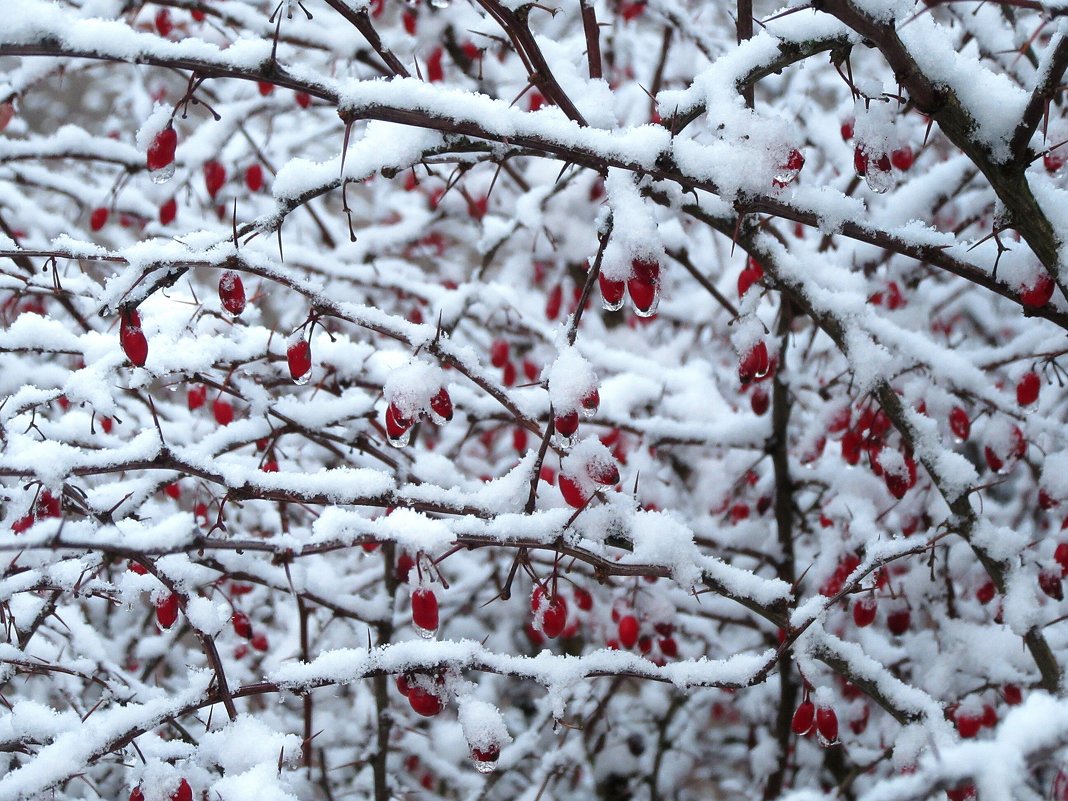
631 293 660 318
580 405 595 420
865 169 895 194
473 759 497 774
773 169 799 187
415 625 435 640
428 410 447 426
292 370 310 386
150 165 175 184
555 433 574 450
388 429 412 448
429 0 450 8
816 732 838 748
601 296 625 312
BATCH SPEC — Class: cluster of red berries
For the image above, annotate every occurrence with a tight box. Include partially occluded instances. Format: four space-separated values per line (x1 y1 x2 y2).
396 671 446 717
833 404 918 499
384 387 453 444
231 609 269 657
558 449 619 508
791 692 839 747
11 490 62 533
130 779 191 801
599 258 661 316
606 603 678 664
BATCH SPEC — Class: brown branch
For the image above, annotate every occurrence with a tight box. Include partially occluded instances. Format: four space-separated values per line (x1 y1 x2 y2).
579 0 603 79
319 0 410 78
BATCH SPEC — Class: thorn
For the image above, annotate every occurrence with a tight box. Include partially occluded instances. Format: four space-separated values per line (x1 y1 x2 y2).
231 199 239 249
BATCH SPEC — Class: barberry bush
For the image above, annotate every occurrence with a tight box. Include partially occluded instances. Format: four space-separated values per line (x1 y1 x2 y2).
3 0 1068 799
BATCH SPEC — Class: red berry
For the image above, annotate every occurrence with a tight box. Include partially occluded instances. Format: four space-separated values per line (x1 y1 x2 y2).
171 780 192 801
587 457 620 486
90 207 109 231
187 385 206 410
490 339 510 368
976 581 995 604
1055 542 1068 576
500 360 517 386
408 686 443 716
163 481 180 499
628 258 660 314
815 706 838 745
251 632 269 651
949 406 970 440
658 637 678 658
1020 274 1055 308
782 148 805 172
213 397 234 426
1003 684 1022 705
750 387 770 416
147 126 177 171
599 273 625 307
545 283 563 319
426 47 444 82
430 387 453 421
573 587 593 611
984 446 1004 473
385 403 411 440
1045 151 1065 173
218 270 246 316
120 308 148 367
155 8 173 36
412 588 439 635
555 411 579 438
204 160 226 198
955 711 982 738
295 91 311 109
946 785 976 801
257 81 274 97
854 145 868 176
1039 568 1063 600
232 610 253 639
1017 371 1040 406
581 389 600 414
130 788 145 801
558 474 590 508
739 341 770 384
191 9 206 21
890 147 914 171
884 456 918 500
402 9 417 34
886 607 911 635
244 163 264 192
160 197 177 225
618 615 639 648
852 595 877 627
841 429 863 465
156 593 180 629
472 745 500 765
737 257 764 297
396 552 415 583
287 339 312 383
981 704 997 728
531 587 568 638
840 120 854 141
791 700 815 735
